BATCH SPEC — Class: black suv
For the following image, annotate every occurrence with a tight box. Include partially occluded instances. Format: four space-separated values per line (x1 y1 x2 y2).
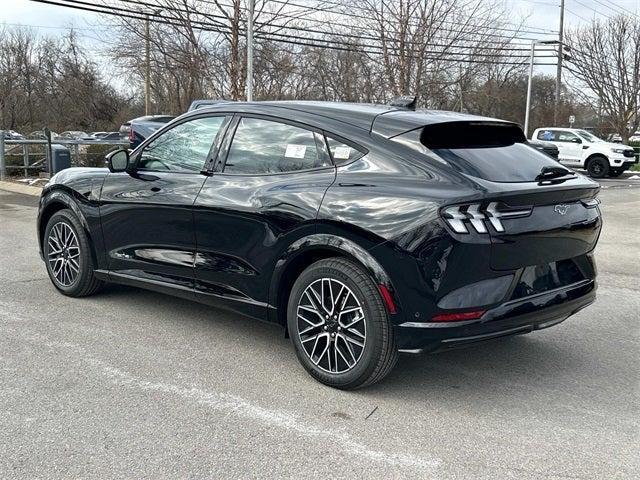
37 101 601 389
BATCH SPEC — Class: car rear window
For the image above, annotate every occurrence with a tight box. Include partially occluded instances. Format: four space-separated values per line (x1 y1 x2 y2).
391 122 564 183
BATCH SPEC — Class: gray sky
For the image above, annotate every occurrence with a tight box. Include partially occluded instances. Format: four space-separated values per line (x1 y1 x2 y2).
3 0 639 30
1 0 639 81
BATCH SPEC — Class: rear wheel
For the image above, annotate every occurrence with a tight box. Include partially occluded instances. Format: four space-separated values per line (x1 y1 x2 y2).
44 209 103 297
586 156 609 178
287 258 398 389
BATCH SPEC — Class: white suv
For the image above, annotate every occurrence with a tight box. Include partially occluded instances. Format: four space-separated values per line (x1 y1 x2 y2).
532 127 637 178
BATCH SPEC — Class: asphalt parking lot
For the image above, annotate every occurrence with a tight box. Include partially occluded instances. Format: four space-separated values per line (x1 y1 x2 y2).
0 176 638 479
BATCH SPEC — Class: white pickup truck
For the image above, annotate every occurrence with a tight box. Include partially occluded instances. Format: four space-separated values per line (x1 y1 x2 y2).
532 127 637 178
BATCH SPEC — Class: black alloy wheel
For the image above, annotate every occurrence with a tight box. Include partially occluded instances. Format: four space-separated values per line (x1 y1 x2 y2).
44 209 103 297
288 258 398 389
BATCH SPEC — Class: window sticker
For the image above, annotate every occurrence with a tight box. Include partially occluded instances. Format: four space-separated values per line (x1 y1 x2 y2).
333 146 351 160
285 144 307 158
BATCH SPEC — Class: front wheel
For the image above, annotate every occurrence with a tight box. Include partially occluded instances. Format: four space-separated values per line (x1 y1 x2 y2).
43 209 103 297
586 156 609 178
608 168 626 177
287 258 398 389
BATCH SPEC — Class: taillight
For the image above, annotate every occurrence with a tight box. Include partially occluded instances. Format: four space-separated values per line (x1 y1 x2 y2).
441 202 532 234
128 126 135 142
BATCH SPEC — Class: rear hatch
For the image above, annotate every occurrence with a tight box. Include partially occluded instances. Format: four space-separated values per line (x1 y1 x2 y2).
386 118 601 270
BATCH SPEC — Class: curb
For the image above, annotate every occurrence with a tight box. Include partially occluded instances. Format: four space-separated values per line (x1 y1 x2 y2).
0 180 43 197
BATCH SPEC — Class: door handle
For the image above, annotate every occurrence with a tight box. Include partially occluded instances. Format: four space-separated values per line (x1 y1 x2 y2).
150 186 162 193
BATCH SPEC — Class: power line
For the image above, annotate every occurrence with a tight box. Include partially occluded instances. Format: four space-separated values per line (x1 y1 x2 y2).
201 0 558 49
116 0 559 55
261 0 559 36
27 0 558 65
195 0 559 43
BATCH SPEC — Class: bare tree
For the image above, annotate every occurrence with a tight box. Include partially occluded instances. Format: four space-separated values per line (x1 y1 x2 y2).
566 15 640 142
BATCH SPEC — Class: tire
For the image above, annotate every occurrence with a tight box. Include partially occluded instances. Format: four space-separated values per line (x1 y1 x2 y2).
43 209 103 297
586 156 609 178
287 258 398 389
608 168 625 177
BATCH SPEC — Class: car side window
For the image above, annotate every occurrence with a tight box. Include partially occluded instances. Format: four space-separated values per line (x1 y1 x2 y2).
556 132 579 142
224 117 330 174
326 136 366 165
537 130 556 141
137 116 225 172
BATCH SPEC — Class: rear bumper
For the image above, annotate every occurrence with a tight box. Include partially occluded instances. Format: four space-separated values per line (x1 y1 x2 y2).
394 279 596 353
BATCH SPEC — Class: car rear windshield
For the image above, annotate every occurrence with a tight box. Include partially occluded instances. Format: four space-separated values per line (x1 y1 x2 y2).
391 121 564 183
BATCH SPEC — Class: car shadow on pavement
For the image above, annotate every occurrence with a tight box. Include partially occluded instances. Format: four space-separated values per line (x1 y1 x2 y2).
98 284 589 398
367 334 588 401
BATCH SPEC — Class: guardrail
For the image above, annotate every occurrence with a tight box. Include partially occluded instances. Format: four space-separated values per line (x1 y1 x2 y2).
0 131 129 180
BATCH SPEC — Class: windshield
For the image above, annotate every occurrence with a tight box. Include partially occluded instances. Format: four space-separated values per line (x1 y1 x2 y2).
576 130 601 143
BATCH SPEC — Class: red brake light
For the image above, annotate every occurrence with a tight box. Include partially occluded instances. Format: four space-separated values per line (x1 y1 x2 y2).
431 310 485 322
128 126 134 142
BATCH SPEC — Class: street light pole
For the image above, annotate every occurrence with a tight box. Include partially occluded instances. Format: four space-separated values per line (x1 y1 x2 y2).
246 0 255 101
524 40 560 138
554 0 565 125
145 13 151 115
524 41 536 138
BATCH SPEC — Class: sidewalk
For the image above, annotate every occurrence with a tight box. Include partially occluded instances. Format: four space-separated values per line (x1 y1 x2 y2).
0 180 43 197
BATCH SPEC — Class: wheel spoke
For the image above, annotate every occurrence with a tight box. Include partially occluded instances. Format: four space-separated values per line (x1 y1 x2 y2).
340 313 364 329
298 304 322 317
341 332 364 349
347 327 365 339
309 333 322 360
301 334 319 344
339 334 358 365
314 339 330 366
332 284 345 313
306 287 326 315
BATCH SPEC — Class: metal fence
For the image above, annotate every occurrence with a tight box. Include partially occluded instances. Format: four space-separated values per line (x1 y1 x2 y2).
0 131 129 180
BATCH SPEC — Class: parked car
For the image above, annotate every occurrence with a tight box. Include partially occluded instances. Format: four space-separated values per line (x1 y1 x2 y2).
90 132 124 141
118 121 131 138
532 127 637 178
606 133 622 143
126 115 176 149
2 130 24 140
27 130 59 140
38 101 601 389
58 131 90 140
527 139 559 159
629 131 640 143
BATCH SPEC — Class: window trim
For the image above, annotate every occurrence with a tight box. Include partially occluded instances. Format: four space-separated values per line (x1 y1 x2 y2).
323 132 368 166
132 114 231 174
217 113 337 177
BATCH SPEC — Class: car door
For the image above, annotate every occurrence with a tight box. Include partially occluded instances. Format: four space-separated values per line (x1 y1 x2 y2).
100 114 230 294
554 131 583 165
193 115 336 320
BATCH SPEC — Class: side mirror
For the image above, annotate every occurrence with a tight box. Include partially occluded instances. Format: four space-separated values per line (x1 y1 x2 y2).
571 137 582 144
106 149 130 172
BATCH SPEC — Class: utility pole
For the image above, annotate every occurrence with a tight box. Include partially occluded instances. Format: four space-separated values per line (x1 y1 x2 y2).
554 0 565 125
246 0 255 101
145 13 151 115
